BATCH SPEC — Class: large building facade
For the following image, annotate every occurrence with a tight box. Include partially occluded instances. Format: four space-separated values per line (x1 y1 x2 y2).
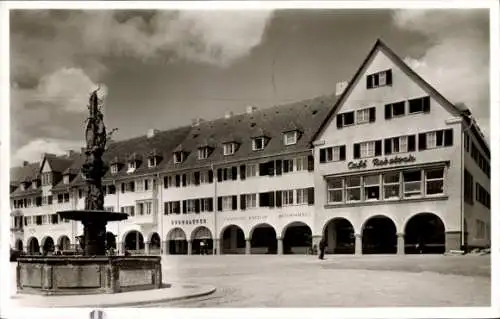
10 40 491 256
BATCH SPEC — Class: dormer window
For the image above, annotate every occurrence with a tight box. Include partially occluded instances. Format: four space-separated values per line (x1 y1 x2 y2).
148 157 157 168
252 137 267 151
63 175 70 185
111 164 118 174
223 143 237 156
32 180 38 189
127 161 136 173
174 151 184 164
41 172 52 186
367 69 392 89
283 131 298 146
20 183 25 191
198 147 210 160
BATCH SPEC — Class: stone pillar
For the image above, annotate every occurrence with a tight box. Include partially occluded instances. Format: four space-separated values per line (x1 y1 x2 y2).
277 238 283 255
396 233 405 255
327 223 335 253
445 231 462 252
230 227 237 250
162 240 169 255
214 239 220 255
187 240 192 255
355 234 362 255
135 232 140 251
145 242 150 255
245 239 251 255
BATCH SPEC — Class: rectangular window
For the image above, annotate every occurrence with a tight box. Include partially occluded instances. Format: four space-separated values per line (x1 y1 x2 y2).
253 137 266 151
246 164 257 177
148 157 156 168
360 141 375 158
296 157 308 171
173 152 183 163
327 178 344 203
245 194 257 209
128 162 136 171
345 176 361 202
63 175 70 185
63 193 70 203
383 172 400 199
363 174 380 201
296 188 309 205
403 170 422 198
367 69 392 89
223 143 236 156
198 147 209 160
284 131 298 145
409 96 431 114
356 108 370 124
282 190 294 206
464 169 474 205
222 196 233 211
319 145 346 163
425 168 444 195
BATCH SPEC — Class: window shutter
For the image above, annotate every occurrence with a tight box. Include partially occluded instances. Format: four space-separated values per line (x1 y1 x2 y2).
375 140 382 156
194 171 200 185
232 195 238 210
283 160 289 173
423 96 431 113
182 200 187 214
231 166 238 180
163 176 168 189
444 129 453 146
353 143 360 159
366 76 372 89
240 165 246 180
121 183 125 193
339 146 346 161
217 168 222 182
436 130 443 146
319 149 326 163
259 193 266 207
195 200 200 213
268 161 275 176
336 115 343 129
307 155 314 171
385 69 392 85
385 104 392 119
384 138 392 155
217 197 222 211
269 192 275 208
182 174 187 187
240 194 246 210
307 187 315 205
408 135 416 152
259 163 267 176
208 170 213 183
418 133 427 150
275 191 282 207
369 107 376 122
276 160 282 175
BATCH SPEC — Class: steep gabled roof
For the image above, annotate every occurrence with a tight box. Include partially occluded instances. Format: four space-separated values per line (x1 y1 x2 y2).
10 162 41 196
311 39 490 158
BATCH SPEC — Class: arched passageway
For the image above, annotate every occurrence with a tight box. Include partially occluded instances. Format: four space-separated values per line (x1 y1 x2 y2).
27 237 39 254
42 237 55 254
124 231 145 254
221 225 245 254
323 218 355 254
106 232 117 250
58 235 71 251
149 233 161 254
15 239 23 251
250 224 277 254
405 213 445 254
167 228 188 255
362 216 397 254
283 222 312 254
191 227 213 255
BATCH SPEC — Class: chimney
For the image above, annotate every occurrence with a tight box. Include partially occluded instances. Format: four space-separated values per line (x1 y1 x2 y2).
147 128 159 138
191 118 205 127
224 111 233 119
23 161 29 167
246 105 258 114
335 81 348 96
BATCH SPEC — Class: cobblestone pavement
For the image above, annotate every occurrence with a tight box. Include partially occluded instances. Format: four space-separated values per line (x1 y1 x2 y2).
140 254 490 307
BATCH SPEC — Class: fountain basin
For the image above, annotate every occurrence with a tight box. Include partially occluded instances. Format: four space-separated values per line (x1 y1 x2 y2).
16 255 162 295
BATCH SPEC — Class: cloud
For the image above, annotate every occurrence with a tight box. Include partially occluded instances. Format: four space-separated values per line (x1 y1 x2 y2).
11 138 84 167
392 9 490 139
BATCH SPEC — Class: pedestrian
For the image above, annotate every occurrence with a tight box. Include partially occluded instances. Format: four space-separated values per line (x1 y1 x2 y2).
318 237 327 260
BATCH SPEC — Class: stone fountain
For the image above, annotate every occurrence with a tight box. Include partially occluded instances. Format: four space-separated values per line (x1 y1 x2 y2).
16 89 162 295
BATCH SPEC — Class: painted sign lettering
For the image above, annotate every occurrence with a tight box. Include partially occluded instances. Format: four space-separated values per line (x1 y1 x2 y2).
348 155 416 169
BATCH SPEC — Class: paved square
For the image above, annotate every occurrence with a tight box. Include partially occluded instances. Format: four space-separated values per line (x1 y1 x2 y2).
141 254 490 307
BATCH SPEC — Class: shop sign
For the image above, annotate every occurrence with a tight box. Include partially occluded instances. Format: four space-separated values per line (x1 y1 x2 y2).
278 212 310 218
171 219 207 226
348 154 416 170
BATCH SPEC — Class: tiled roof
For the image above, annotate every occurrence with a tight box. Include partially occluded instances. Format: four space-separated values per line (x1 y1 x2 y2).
9 162 41 196
11 94 336 192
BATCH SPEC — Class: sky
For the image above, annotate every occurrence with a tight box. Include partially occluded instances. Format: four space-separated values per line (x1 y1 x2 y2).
9 8 491 167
